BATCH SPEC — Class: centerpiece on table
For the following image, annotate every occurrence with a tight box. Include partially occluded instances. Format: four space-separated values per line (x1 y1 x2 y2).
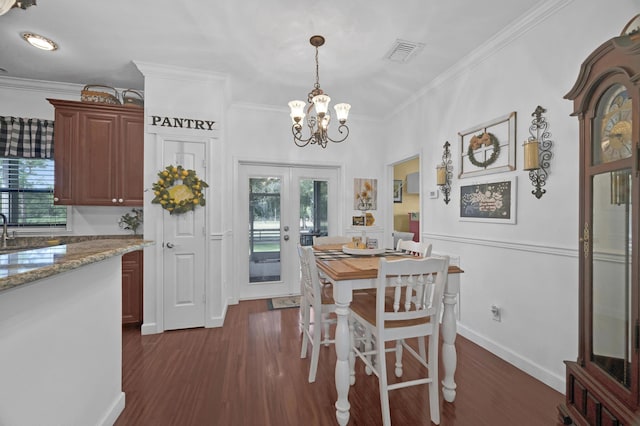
342 237 384 256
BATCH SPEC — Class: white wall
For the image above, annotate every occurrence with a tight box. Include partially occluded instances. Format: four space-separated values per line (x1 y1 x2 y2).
227 104 386 232
133 62 228 333
225 104 387 302
381 0 638 392
0 257 124 426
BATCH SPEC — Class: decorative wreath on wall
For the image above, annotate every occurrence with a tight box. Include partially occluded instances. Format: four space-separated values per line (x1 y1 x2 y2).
467 132 500 168
151 165 209 215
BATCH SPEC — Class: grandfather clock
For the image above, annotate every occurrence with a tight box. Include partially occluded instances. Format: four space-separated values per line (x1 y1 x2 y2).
560 16 640 425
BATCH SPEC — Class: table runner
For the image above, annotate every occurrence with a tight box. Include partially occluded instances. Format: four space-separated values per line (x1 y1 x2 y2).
314 248 413 261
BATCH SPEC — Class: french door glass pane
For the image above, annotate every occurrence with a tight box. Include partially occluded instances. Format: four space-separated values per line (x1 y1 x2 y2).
249 177 281 283
299 179 328 246
591 170 632 387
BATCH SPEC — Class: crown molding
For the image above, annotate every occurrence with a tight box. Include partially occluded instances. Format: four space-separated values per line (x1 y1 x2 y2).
0 75 81 96
388 0 574 119
134 61 228 83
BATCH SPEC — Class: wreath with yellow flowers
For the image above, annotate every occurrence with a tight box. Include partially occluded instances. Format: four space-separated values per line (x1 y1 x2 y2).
151 165 209 215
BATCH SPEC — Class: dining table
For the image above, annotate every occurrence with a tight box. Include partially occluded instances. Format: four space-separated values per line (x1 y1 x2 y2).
313 243 464 426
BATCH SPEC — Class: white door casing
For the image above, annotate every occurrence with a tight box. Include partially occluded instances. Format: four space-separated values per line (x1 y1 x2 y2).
236 163 339 300
237 164 292 299
163 140 207 330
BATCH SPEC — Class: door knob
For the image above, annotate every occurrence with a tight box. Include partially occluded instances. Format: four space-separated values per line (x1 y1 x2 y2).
283 235 289 241
166 242 175 248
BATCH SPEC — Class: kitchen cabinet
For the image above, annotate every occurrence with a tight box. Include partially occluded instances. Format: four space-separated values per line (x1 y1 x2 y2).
122 250 143 325
48 99 144 206
406 172 419 194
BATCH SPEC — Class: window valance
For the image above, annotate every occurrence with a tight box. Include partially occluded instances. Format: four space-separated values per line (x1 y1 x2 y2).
0 116 54 158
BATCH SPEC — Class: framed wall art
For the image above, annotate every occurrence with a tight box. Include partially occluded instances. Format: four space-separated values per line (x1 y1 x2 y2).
459 176 517 224
458 111 516 179
354 178 377 210
393 180 403 203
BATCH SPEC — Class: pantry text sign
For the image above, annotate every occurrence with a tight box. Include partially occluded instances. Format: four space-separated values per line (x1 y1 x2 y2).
150 115 216 131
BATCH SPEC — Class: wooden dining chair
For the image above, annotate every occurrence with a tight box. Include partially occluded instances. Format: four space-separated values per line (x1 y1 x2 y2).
297 245 336 383
312 235 352 246
311 236 351 345
395 239 434 360
350 255 450 425
396 238 432 257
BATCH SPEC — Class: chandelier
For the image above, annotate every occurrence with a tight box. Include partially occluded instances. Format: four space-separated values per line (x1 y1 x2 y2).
288 35 351 149
0 0 36 16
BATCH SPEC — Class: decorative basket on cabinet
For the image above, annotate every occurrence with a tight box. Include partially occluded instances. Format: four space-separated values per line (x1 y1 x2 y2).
80 84 120 105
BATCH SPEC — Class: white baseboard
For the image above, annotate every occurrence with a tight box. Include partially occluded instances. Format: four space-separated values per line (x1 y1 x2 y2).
206 300 229 328
99 391 125 426
457 324 565 394
140 322 159 335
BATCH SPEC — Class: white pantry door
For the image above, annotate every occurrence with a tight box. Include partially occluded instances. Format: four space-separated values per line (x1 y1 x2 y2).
163 140 207 330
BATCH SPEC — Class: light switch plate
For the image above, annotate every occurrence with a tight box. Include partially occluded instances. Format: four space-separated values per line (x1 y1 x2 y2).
429 190 438 199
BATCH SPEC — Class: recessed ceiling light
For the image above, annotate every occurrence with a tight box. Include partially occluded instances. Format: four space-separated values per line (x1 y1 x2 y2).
21 32 58 51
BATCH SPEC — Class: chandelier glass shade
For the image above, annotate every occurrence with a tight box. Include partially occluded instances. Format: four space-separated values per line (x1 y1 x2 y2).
289 35 351 148
0 0 36 15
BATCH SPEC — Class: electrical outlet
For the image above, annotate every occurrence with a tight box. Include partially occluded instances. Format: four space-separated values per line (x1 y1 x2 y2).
491 305 501 322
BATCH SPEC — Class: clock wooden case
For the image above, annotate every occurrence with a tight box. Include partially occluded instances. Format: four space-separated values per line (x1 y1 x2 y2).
560 22 640 425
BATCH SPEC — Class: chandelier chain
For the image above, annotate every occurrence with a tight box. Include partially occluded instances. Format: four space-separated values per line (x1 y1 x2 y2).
314 46 320 90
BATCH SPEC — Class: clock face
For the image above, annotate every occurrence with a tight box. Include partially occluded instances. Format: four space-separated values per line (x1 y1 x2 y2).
599 85 633 163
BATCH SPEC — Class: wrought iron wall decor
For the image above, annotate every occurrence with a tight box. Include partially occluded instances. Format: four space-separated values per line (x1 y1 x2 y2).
437 141 453 204
523 105 553 199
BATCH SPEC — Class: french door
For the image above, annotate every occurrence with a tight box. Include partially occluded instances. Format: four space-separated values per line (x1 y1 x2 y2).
237 163 339 299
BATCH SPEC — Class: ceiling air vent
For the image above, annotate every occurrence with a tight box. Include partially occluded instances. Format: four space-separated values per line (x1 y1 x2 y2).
384 39 425 63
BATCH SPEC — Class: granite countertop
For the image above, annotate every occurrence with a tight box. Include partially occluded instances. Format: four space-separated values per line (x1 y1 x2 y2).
0 237 153 292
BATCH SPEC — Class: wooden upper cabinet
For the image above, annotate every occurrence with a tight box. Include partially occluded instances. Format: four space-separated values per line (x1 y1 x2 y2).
119 114 145 205
48 99 144 206
51 107 78 205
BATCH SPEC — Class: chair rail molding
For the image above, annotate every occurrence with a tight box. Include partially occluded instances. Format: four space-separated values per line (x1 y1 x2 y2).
423 232 577 258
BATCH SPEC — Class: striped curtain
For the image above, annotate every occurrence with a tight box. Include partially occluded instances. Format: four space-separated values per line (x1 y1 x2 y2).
0 116 54 158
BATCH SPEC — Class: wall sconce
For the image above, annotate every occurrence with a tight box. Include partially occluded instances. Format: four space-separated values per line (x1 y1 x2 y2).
437 141 452 204
523 105 553 199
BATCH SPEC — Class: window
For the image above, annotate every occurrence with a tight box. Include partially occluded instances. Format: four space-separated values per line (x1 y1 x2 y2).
0 158 66 227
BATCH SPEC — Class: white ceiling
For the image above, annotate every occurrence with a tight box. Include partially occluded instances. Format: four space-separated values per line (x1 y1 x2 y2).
0 0 549 118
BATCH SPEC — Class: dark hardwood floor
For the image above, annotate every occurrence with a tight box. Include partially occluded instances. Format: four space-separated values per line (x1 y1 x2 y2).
115 299 564 426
